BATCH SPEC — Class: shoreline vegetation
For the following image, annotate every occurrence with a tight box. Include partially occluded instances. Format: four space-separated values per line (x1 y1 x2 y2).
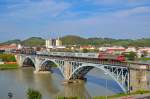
27 88 42 99
0 64 18 70
138 57 150 61
0 54 18 70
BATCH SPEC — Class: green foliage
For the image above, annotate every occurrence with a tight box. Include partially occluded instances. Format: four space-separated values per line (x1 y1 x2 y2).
0 54 16 62
47 61 57 67
22 37 45 47
134 90 150 94
123 52 137 61
82 49 88 53
27 88 42 99
0 64 18 70
93 90 150 99
1 39 21 45
138 57 150 61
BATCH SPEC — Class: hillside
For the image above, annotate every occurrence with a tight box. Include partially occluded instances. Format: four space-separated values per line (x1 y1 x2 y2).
1 35 150 47
61 35 88 45
1 39 21 45
22 37 45 47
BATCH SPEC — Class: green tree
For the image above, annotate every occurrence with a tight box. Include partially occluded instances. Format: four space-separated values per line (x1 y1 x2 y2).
124 52 137 61
27 88 42 99
82 49 88 53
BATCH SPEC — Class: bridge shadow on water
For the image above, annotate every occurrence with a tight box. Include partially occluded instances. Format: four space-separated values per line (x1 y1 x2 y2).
86 74 123 93
51 67 64 78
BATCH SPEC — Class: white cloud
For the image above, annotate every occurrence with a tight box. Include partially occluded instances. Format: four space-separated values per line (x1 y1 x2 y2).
3 0 71 18
113 6 150 17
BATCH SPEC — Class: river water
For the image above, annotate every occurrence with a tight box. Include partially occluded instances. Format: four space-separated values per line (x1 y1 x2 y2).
0 67 127 99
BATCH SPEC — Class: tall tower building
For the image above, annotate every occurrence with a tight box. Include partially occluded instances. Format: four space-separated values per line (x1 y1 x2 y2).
56 37 62 46
45 39 52 48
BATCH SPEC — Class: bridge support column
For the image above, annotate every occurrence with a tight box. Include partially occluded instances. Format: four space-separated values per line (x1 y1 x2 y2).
130 69 149 92
34 57 43 73
64 61 73 80
15 55 24 67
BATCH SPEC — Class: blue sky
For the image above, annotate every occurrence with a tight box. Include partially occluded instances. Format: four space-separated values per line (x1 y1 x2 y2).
0 0 150 41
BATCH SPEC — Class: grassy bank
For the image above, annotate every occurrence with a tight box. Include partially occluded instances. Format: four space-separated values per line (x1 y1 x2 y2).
94 90 150 99
138 57 150 61
0 64 18 70
56 90 150 99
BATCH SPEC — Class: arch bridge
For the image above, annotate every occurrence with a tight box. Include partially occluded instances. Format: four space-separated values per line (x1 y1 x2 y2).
15 54 150 93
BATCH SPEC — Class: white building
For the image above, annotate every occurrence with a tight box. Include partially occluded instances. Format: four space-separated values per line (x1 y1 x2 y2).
45 37 65 49
17 44 22 49
138 47 150 58
125 47 137 52
56 37 62 46
45 39 53 48
99 47 109 51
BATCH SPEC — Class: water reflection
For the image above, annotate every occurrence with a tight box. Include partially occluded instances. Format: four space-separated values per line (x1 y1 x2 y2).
0 67 126 99
56 84 92 99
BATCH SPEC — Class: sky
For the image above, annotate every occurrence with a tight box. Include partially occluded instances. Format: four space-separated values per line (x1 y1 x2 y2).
0 0 150 41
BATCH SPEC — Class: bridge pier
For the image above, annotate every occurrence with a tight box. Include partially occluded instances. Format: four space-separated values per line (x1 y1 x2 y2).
15 55 23 67
130 69 149 92
64 61 73 80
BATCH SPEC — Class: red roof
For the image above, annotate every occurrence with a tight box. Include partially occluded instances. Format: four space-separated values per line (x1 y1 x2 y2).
107 48 125 51
0 44 17 50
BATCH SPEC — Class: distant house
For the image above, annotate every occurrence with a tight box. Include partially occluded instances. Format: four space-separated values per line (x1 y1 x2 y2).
138 47 150 58
99 47 109 51
99 46 125 54
125 47 137 52
0 44 17 53
106 46 125 54
80 46 96 50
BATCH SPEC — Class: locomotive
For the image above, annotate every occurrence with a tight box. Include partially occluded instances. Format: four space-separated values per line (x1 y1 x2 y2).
98 52 125 61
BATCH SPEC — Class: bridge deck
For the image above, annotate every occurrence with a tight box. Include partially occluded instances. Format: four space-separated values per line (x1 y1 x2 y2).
36 54 150 70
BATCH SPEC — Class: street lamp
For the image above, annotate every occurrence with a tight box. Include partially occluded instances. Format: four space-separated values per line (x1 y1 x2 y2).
104 72 108 99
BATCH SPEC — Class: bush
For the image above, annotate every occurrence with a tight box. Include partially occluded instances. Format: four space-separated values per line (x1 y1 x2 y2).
123 52 137 61
0 54 16 62
27 88 42 99
134 90 150 94
82 49 88 53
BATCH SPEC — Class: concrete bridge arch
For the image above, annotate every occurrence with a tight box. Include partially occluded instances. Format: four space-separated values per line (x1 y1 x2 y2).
21 56 36 68
39 59 65 77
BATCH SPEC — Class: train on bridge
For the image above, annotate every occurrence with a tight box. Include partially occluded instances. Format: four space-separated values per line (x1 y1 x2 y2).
14 48 125 62
36 51 125 62
14 49 125 62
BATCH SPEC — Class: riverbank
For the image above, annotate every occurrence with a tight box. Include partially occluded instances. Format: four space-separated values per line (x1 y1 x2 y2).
56 90 150 99
0 64 18 70
138 57 150 61
94 90 150 99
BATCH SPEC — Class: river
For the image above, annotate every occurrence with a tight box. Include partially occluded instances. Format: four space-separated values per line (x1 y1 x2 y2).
0 67 130 99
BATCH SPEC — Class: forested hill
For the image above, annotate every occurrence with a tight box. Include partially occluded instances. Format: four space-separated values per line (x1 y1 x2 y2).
60 35 150 47
1 35 150 47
